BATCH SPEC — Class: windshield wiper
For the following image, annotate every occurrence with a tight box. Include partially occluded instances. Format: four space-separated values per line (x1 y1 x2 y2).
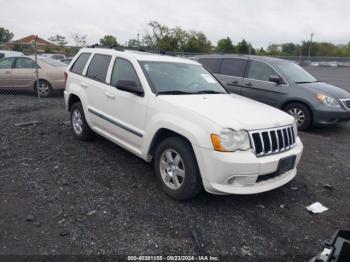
295 80 319 84
156 90 193 95
192 90 226 94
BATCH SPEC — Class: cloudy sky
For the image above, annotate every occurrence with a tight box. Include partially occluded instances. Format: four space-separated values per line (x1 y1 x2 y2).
1 0 349 47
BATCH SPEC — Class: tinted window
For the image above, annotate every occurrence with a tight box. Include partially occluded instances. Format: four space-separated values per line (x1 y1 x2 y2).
0 53 4 59
111 58 140 87
198 58 222 74
220 58 247 77
247 60 278 81
70 53 91 75
0 58 15 69
15 58 36 69
86 54 111 83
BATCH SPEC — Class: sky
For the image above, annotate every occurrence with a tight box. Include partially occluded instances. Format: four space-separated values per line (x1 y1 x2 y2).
1 0 349 48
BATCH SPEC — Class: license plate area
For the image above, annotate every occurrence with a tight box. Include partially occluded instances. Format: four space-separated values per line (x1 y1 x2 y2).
277 155 296 175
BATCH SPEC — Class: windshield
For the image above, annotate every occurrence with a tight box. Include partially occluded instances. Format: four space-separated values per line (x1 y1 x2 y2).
140 61 227 94
276 62 317 84
39 57 67 68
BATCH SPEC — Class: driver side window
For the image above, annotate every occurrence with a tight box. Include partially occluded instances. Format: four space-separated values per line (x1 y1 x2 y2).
111 58 140 88
247 60 279 82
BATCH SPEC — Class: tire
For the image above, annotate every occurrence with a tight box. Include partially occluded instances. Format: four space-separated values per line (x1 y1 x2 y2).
70 102 94 141
284 103 312 131
154 137 202 200
34 80 53 98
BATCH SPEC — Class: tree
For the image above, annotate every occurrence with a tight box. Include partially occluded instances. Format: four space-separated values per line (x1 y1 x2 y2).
71 33 87 47
216 37 236 53
183 31 212 53
48 34 67 46
100 35 119 47
127 39 140 48
237 39 250 54
0 27 14 43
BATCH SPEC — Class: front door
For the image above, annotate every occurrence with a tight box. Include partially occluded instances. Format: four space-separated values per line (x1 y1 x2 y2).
103 57 148 150
0 57 15 88
241 59 287 107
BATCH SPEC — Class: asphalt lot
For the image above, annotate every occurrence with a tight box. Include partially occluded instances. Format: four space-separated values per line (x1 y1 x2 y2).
0 67 349 261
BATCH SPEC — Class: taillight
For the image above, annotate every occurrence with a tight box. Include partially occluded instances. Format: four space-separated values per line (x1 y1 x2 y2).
64 72 68 88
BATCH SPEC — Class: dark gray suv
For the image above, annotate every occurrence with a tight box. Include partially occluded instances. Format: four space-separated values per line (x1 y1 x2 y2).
195 55 350 130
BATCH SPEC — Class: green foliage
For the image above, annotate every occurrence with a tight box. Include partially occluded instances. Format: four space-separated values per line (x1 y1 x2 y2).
48 35 67 46
0 27 14 43
100 35 119 47
216 37 236 53
127 39 140 48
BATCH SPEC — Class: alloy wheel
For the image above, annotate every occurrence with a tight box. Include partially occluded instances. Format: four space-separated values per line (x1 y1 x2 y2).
159 149 185 190
72 109 83 135
288 108 305 126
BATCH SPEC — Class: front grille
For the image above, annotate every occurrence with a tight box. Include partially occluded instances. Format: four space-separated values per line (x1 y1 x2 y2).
340 99 350 109
249 125 296 157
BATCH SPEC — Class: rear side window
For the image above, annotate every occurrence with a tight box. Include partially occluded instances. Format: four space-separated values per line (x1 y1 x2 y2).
70 53 91 75
198 58 222 74
0 53 4 59
111 58 140 87
220 58 247 77
247 60 278 82
86 54 112 83
15 58 36 69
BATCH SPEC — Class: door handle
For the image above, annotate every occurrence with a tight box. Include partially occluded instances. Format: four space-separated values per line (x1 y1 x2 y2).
228 80 239 86
5 70 11 74
80 82 88 88
245 82 253 87
105 92 115 99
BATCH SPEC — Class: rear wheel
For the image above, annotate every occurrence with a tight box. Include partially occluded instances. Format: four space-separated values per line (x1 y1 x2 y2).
70 102 94 141
284 103 312 131
34 80 53 97
154 137 202 200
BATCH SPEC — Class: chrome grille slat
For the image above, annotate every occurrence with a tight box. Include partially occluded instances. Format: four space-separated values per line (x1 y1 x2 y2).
249 125 296 157
340 99 350 110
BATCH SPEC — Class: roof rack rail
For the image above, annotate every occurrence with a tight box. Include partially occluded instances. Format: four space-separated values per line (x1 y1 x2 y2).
87 44 125 52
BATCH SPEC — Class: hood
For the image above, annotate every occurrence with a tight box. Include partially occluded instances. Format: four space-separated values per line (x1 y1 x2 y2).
159 94 294 130
298 82 350 99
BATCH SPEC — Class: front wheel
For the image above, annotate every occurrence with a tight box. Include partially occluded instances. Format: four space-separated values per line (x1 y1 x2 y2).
284 103 312 131
154 137 202 200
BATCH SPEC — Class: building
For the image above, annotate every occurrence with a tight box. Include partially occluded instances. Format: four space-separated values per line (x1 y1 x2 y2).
3 35 59 53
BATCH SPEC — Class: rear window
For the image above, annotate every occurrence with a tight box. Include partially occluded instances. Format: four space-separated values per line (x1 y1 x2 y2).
198 58 222 74
220 58 247 77
86 54 111 83
70 53 91 75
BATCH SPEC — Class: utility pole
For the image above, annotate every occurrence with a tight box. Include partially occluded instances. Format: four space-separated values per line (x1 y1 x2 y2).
307 33 314 62
34 35 40 100
137 33 140 47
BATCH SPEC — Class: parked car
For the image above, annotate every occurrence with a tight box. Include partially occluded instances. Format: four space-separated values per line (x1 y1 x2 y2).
41 53 66 60
60 57 73 65
0 56 67 97
0 50 24 59
195 55 350 130
64 48 303 200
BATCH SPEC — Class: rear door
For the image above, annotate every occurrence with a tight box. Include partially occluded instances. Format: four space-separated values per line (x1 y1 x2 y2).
0 57 15 88
241 59 287 107
216 58 247 94
11 57 37 89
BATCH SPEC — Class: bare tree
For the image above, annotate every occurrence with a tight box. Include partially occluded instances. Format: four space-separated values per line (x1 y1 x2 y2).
71 33 87 47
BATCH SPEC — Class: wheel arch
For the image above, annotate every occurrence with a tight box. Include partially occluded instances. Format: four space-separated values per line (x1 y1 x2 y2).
67 94 81 112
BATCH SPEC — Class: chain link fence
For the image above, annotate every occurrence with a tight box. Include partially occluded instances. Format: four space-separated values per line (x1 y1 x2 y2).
1 40 350 100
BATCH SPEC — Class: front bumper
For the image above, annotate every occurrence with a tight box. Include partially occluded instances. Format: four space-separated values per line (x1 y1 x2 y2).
313 108 350 125
193 137 303 195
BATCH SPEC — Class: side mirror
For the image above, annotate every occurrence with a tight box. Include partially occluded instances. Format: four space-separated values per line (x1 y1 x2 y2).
269 75 284 85
116 80 144 96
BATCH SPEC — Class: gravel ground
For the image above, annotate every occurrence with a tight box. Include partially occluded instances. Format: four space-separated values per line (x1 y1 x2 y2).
0 69 349 261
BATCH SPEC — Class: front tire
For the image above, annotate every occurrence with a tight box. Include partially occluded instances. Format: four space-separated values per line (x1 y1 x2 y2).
284 103 312 131
70 102 94 141
154 137 202 200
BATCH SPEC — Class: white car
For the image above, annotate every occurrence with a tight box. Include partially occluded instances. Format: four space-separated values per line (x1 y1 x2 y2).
64 48 303 200
0 50 24 59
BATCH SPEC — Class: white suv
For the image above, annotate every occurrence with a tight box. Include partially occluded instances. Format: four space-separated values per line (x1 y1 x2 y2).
64 48 303 200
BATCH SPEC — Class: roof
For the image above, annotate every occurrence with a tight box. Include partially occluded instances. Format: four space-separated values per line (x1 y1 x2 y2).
80 48 199 65
15 35 57 46
194 54 288 63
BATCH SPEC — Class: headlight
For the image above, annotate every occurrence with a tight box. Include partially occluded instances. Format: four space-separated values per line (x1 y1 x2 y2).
211 129 251 152
316 94 341 108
